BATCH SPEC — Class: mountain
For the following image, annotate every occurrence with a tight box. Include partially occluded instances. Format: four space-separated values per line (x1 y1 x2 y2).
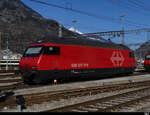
0 0 76 54
69 27 83 34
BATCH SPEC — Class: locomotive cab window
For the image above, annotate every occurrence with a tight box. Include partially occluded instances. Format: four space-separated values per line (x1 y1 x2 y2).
145 55 150 59
43 46 60 55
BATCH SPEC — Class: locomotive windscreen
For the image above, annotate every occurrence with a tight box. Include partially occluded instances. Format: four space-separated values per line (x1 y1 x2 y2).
145 54 150 60
23 46 43 57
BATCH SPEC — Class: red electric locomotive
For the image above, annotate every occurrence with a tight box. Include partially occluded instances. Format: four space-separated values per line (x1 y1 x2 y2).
19 36 136 84
144 53 150 71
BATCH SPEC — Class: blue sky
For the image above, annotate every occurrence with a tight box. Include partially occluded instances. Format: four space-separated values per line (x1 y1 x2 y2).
21 0 150 49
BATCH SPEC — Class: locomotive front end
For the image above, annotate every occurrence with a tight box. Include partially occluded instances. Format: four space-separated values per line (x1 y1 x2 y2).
19 44 61 84
19 45 43 83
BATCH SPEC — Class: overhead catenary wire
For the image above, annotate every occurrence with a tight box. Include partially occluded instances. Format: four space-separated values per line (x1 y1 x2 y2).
30 0 150 29
107 0 149 16
125 19 150 27
30 0 132 25
30 0 150 31
29 0 116 20
106 0 150 27
127 0 150 12
107 0 140 13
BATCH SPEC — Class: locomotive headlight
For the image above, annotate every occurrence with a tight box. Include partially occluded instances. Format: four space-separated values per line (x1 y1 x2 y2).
31 66 37 70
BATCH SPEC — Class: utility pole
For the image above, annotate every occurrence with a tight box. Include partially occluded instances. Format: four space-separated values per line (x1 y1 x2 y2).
120 14 125 45
147 30 150 41
6 36 8 71
0 32 1 51
0 32 1 70
58 21 62 38
72 20 77 32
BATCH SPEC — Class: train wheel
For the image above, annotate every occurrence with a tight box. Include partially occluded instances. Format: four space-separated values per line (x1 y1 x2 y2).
25 75 35 85
126 72 133 75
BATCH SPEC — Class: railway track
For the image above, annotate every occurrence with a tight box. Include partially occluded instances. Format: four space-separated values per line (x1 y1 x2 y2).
0 70 147 91
1 80 150 111
0 81 48 92
0 73 23 88
0 79 23 84
0 72 24 91
0 70 19 73
0 69 149 111
0 73 17 78
0 82 29 91
47 86 150 112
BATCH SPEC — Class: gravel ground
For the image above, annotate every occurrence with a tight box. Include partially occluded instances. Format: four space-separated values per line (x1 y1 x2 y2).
1 86 149 112
0 82 21 87
1 74 150 112
116 100 150 112
137 103 150 112
14 74 150 96
0 73 15 76
0 77 21 80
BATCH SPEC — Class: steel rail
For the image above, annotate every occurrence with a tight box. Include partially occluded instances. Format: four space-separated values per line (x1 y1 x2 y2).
1 80 150 110
46 87 150 112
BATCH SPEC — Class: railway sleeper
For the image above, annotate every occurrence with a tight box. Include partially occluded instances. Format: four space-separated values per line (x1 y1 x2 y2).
111 100 128 104
63 92 89 98
70 107 88 112
145 99 150 102
118 97 135 100
108 101 120 105
88 105 101 108
76 107 98 112
120 96 137 100
102 98 147 112
86 104 101 108
101 102 117 105
118 100 149 111
117 105 137 112
116 98 134 102
86 105 107 111
102 103 119 107
98 103 113 108
92 104 108 109
71 109 88 112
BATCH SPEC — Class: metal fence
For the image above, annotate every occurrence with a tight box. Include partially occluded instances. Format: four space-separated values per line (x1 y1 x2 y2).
0 59 20 70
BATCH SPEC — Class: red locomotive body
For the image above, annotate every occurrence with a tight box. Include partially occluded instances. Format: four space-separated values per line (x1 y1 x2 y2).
19 36 136 84
144 53 150 71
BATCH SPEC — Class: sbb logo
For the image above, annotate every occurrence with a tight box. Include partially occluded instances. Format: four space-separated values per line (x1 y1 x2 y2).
111 51 124 67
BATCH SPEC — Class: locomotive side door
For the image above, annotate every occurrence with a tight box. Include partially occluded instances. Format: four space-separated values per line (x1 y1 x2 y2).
43 46 61 70
129 51 135 67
